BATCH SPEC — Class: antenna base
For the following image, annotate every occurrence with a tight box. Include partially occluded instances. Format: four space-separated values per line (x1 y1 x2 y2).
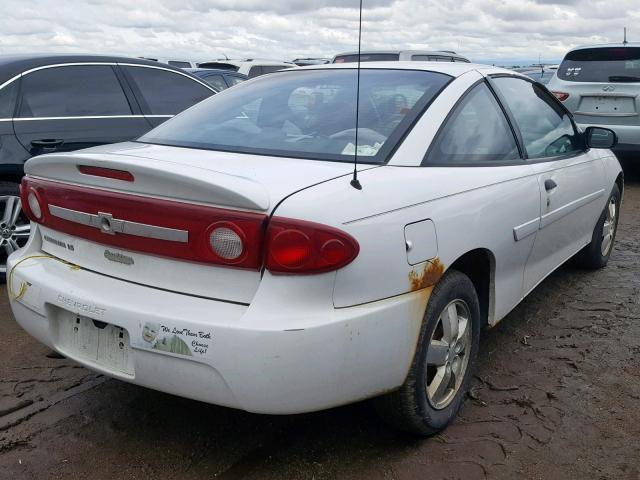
350 178 362 190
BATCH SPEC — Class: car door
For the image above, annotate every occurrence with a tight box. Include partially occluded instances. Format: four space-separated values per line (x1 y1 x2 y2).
0 79 30 179
13 64 152 157
120 65 215 127
490 76 607 294
421 81 541 318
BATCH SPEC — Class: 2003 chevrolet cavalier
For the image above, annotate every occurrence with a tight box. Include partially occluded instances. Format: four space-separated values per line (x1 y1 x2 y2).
7 62 622 435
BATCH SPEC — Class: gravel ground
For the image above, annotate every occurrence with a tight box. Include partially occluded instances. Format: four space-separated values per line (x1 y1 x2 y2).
1 169 639 480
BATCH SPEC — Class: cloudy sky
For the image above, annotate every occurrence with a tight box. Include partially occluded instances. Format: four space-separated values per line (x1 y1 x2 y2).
0 0 638 64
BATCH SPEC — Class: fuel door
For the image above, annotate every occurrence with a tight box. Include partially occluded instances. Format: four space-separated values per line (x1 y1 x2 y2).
404 219 438 265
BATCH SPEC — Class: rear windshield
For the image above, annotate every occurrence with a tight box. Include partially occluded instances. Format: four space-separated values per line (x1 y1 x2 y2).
334 54 400 63
559 47 640 83
139 69 450 164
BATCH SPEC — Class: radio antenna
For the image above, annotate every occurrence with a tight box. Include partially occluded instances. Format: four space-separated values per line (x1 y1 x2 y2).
350 0 363 190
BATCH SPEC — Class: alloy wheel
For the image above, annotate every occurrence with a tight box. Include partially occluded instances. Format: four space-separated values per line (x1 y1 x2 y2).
0 195 30 273
425 299 472 410
601 196 617 256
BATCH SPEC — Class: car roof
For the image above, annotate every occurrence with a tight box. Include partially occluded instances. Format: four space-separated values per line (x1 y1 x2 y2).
0 53 184 87
567 42 640 52
333 49 464 57
293 61 511 78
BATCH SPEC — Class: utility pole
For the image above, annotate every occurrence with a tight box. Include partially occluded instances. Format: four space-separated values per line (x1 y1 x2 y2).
623 27 628 45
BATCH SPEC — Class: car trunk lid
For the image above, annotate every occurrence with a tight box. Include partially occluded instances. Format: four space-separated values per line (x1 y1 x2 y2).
24 142 371 303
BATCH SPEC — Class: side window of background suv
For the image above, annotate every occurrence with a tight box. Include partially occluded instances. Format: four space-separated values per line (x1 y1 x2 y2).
491 77 584 159
18 65 132 118
424 83 520 165
124 66 213 115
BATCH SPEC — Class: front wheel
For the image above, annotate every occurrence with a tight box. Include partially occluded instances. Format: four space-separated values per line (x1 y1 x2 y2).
374 270 480 436
573 184 620 270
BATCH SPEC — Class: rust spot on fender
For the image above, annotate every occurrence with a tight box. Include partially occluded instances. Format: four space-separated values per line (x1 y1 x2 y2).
408 257 445 292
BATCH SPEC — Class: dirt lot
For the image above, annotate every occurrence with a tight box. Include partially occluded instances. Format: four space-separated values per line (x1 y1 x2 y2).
1 169 639 480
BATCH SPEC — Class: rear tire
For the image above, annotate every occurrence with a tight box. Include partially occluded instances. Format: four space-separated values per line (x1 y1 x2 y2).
573 184 620 270
374 270 480 436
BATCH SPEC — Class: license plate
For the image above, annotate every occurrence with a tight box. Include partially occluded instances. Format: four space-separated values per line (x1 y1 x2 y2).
55 311 134 376
580 96 636 115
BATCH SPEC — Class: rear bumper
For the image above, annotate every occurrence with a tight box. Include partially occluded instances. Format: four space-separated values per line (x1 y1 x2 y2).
7 248 426 414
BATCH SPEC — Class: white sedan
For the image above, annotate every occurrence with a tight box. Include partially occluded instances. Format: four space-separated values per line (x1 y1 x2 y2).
8 62 622 435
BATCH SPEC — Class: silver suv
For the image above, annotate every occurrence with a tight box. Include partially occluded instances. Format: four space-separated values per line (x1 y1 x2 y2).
548 43 640 153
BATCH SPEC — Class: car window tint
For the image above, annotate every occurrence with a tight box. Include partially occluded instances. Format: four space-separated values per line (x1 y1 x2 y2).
226 76 245 86
492 77 583 159
425 83 520 165
0 81 18 118
168 61 191 68
18 65 131 118
248 66 265 79
201 74 227 91
261 65 286 75
125 67 212 115
559 47 640 83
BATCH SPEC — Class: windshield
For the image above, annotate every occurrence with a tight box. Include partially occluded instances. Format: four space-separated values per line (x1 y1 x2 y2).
559 47 640 83
139 69 451 164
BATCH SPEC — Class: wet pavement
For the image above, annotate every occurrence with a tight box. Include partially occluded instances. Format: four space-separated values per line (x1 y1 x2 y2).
1 169 639 480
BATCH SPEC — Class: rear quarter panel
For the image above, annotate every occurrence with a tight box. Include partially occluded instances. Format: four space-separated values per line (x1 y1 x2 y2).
273 164 541 324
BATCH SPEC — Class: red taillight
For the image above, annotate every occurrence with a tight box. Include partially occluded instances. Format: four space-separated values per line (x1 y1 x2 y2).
265 217 359 274
20 178 46 222
78 165 134 182
552 91 569 102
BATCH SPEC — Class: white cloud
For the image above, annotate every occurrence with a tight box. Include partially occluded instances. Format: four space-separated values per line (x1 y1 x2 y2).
0 0 637 63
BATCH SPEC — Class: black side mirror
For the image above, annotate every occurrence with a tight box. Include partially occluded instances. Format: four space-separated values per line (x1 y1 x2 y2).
585 126 618 149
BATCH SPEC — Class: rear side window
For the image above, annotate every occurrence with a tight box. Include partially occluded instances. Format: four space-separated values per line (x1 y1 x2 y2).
424 83 520 165
247 66 263 79
261 65 287 75
168 61 191 68
226 76 245 86
333 54 400 63
412 55 454 62
492 77 583 159
559 47 640 83
18 65 132 118
124 66 213 115
0 81 18 118
201 74 227 91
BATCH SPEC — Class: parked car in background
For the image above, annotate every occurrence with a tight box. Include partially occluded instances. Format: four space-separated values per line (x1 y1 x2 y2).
140 57 199 69
548 43 640 153
187 68 247 91
332 50 470 63
292 58 330 66
197 59 296 78
9 62 621 436
0 54 216 275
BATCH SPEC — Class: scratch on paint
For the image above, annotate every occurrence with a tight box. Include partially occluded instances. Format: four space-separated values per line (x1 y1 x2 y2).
408 257 445 292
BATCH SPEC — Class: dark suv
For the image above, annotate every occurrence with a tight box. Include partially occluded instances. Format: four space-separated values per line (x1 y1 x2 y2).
0 54 216 275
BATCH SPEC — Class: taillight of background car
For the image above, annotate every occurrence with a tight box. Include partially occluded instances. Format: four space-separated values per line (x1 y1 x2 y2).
552 91 570 102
